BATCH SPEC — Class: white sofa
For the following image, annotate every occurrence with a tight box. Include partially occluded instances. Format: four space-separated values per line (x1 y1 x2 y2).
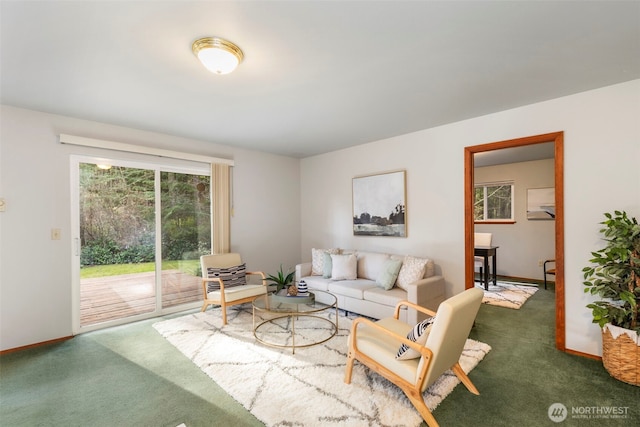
295 249 445 324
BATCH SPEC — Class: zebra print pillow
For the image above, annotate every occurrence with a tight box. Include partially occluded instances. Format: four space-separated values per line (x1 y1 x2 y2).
395 315 436 360
206 263 247 292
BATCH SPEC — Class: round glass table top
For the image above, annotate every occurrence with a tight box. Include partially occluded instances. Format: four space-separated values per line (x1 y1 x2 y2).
252 289 337 314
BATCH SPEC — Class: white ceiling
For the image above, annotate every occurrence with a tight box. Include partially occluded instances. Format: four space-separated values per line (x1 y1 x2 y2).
474 142 555 167
1 1 639 158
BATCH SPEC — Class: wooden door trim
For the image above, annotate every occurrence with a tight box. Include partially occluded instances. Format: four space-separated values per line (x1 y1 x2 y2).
464 132 565 351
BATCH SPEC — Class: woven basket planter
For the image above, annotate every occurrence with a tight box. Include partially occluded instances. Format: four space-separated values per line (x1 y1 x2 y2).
601 324 640 386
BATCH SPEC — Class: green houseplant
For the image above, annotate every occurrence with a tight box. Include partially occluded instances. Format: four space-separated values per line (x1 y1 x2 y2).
265 264 295 293
582 210 640 386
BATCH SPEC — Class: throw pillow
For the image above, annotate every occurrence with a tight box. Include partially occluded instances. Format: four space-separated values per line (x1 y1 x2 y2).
396 316 436 360
311 248 340 275
323 252 333 278
206 263 247 293
376 259 403 290
330 253 357 280
396 255 429 290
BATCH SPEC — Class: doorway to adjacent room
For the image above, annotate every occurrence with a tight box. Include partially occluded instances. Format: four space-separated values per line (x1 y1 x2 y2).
464 132 565 351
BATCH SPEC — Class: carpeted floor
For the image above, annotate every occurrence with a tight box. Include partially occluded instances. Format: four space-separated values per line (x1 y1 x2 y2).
153 308 490 427
2 284 639 426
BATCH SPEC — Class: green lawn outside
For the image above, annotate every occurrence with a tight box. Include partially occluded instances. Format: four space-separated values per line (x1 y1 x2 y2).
80 260 200 279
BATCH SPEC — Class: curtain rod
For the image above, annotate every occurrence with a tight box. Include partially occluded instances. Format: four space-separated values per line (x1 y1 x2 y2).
59 134 234 166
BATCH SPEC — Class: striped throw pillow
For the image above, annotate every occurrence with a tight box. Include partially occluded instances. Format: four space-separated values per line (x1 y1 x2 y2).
396 315 436 360
206 263 247 292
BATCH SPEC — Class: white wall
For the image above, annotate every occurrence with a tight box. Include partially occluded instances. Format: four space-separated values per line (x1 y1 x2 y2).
0 106 300 351
475 159 556 279
300 80 640 356
2 80 638 356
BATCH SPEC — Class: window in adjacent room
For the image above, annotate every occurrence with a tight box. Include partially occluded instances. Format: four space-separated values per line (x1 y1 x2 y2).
474 182 514 222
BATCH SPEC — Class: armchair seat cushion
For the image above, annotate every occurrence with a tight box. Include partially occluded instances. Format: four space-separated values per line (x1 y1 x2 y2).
352 317 418 384
206 283 266 302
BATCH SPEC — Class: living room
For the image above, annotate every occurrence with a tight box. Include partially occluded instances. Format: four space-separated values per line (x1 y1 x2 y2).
1 1 639 425
1 0 639 362
3 77 638 355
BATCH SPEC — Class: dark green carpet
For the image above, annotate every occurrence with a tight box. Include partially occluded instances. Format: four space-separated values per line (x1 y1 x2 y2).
0 317 263 427
1 284 638 426
437 283 639 426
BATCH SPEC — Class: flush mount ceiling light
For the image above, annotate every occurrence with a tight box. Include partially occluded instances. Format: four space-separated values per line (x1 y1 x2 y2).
192 37 244 75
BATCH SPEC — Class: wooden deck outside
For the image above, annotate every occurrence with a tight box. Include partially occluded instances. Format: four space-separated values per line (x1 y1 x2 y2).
80 270 202 326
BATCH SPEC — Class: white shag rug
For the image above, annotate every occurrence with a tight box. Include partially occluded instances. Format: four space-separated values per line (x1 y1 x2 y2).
478 281 539 309
153 307 491 427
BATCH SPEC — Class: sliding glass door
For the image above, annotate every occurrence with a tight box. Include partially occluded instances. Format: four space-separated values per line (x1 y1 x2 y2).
72 157 210 332
160 171 210 309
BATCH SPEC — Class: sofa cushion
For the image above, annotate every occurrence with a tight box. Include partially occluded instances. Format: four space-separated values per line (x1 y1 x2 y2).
331 253 358 280
396 315 437 360
322 252 333 278
311 248 340 275
375 258 403 290
302 275 331 292
328 279 376 300
390 255 435 278
425 259 435 278
363 286 406 307
357 251 391 280
396 256 429 290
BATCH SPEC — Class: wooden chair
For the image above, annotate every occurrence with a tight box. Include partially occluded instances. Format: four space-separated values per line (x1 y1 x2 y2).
344 288 484 427
474 232 493 286
543 259 556 289
200 253 267 325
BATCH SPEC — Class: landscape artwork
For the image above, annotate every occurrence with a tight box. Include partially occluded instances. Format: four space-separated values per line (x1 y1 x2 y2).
527 187 555 220
352 170 406 237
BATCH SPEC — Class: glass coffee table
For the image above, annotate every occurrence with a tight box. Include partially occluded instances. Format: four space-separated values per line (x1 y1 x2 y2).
252 289 338 354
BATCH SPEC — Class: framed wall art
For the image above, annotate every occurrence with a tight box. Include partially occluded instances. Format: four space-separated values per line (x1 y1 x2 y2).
527 187 555 220
352 170 406 237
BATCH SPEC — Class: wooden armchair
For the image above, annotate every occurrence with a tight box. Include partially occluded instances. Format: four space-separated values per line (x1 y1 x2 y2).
200 253 267 325
344 288 484 427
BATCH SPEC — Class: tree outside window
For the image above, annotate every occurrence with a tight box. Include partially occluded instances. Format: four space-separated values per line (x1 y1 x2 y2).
474 183 514 221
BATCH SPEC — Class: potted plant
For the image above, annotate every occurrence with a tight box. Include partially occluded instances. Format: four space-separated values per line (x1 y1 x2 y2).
582 210 640 386
265 264 295 293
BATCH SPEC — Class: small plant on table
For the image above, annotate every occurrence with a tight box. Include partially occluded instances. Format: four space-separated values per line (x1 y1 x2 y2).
265 264 295 293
